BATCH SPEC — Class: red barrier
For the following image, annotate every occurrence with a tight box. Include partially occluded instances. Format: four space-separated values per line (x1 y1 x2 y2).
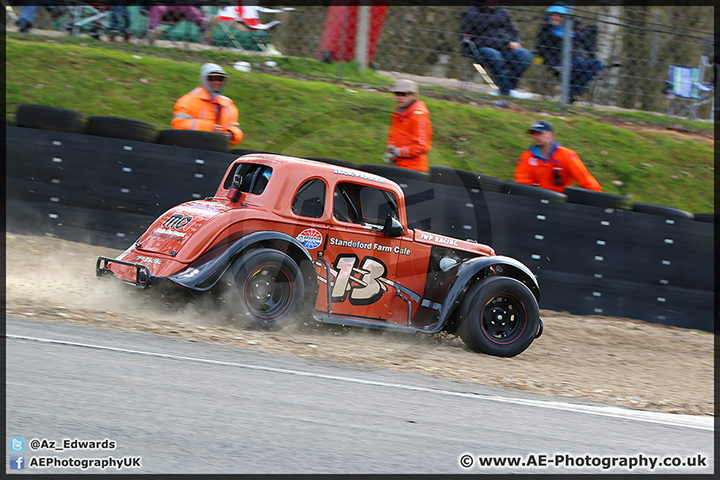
317 2 389 65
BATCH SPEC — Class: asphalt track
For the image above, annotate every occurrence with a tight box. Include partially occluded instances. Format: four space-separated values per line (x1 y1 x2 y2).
6 317 713 474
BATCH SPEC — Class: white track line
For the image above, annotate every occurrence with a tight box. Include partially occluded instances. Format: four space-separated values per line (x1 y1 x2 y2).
7 334 713 432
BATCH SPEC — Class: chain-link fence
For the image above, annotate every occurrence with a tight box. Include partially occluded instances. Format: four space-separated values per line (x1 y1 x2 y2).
7 2 716 122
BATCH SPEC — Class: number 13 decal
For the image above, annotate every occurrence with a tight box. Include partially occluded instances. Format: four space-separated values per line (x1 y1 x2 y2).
331 255 388 305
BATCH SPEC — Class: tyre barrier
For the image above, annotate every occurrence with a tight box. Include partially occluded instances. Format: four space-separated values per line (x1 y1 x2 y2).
430 166 504 193
158 129 230 153
358 163 432 184
502 181 568 202
691 213 715 223
88 116 159 143
16 104 87 135
632 202 695 219
564 186 631 209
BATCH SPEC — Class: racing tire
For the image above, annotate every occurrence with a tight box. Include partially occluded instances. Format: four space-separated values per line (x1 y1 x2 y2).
87 116 159 143
223 249 305 329
502 181 567 202
563 186 630 209
158 129 230 152
631 203 694 219
16 104 87 134
477 175 504 193
692 213 715 223
457 277 540 357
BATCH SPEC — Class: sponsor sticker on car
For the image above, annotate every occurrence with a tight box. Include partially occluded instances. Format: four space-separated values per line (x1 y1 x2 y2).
297 228 323 249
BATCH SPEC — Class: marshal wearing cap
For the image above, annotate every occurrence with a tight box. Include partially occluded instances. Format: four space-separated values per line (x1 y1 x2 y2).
390 79 419 94
528 120 554 133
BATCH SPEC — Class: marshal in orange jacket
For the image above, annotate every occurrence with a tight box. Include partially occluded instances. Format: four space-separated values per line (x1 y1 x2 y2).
514 143 601 193
171 63 244 146
386 99 433 172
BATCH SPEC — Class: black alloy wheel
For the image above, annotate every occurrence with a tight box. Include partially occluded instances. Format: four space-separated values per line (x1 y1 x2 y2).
225 249 305 329
458 276 540 357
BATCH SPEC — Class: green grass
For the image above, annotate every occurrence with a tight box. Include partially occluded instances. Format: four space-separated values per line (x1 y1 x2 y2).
6 35 714 213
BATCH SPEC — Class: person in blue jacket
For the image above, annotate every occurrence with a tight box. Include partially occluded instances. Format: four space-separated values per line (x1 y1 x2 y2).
536 3 605 103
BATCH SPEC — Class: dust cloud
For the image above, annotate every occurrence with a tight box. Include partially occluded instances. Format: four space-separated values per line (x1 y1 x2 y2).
5 232 714 416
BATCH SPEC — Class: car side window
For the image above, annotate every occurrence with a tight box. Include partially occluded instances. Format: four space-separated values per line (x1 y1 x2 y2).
360 186 399 225
333 185 356 223
333 182 398 226
292 178 326 218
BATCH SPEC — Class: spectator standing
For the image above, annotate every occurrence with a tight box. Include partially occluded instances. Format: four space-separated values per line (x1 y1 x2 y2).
536 3 604 103
16 2 64 33
459 0 533 102
171 63 244 146
108 1 131 42
384 79 433 173
16 4 39 33
514 120 601 193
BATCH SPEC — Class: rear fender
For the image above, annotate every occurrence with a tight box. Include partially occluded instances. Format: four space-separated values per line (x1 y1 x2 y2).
167 231 315 292
435 255 540 331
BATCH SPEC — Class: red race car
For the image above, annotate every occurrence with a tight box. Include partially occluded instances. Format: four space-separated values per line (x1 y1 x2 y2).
97 154 543 356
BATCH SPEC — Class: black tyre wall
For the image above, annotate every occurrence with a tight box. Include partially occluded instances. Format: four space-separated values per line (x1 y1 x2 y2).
88 116 159 143
632 203 694 219
16 104 87 134
692 213 716 223
502 181 568 202
158 129 230 152
358 163 432 183
564 186 630 209
430 166 504 193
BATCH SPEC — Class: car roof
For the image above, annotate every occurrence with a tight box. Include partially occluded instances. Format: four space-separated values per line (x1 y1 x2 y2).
231 153 405 195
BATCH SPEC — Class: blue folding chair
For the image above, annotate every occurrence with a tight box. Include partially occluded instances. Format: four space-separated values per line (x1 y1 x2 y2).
665 64 714 120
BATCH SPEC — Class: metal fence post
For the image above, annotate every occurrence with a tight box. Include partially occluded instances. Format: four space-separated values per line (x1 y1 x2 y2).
560 15 573 115
355 3 370 71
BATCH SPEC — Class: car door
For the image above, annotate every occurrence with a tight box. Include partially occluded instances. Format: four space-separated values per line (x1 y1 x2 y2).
319 181 412 324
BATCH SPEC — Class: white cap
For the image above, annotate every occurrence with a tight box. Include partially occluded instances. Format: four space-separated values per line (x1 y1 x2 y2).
391 79 419 94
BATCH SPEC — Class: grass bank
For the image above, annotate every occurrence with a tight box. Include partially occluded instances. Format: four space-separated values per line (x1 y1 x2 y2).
6 35 714 213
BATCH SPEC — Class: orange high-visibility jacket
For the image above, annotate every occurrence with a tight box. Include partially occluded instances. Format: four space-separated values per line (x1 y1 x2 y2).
386 99 433 172
515 143 601 193
171 86 244 146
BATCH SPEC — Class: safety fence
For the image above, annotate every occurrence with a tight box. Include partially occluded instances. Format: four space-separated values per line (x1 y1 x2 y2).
5 106 714 332
6 2 715 122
